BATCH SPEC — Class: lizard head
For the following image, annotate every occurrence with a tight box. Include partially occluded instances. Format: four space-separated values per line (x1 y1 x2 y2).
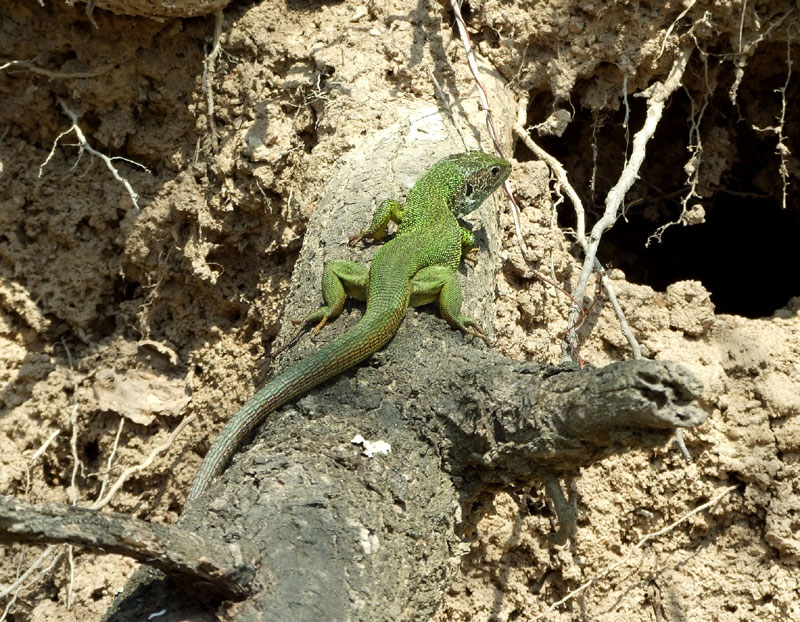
445 151 511 216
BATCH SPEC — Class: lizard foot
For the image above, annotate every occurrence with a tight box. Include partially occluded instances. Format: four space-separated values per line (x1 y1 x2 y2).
456 317 491 347
311 316 329 335
463 247 479 266
348 231 366 246
273 309 334 357
464 327 491 346
272 320 306 358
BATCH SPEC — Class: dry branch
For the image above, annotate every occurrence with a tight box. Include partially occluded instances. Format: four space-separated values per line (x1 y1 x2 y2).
0 495 257 601
0 59 117 79
91 414 196 511
450 0 527 254
103 331 706 620
2 411 195 617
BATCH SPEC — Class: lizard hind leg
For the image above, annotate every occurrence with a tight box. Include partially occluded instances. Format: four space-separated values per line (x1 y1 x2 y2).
410 265 490 345
302 259 369 335
274 259 369 357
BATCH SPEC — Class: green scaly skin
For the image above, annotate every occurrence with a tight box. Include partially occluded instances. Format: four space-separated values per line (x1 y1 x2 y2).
187 151 511 502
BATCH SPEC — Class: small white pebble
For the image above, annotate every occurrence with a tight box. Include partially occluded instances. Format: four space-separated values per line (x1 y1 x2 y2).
351 6 368 21
351 434 391 457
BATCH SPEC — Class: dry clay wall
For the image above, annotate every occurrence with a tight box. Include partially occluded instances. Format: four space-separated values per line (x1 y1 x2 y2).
0 1 798 620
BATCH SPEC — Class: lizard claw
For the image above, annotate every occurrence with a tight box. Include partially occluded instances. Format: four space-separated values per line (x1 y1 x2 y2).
272 320 305 358
463 247 479 266
311 316 329 336
465 327 491 347
272 311 333 357
457 317 491 347
348 231 366 246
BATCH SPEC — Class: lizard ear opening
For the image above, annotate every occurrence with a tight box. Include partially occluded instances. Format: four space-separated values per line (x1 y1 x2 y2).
464 182 474 197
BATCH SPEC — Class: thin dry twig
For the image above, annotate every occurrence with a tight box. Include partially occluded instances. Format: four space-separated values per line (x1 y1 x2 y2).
730 8 794 104
0 59 116 79
752 28 794 210
60 340 80 610
534 485 739 620
776 30 793 210
514 111 585 241
2 391 192 619
449 0 502 154
91 414 196 511
40 99 150 209
0 413 194 618
513 102 642 360
95 418 126 505
622 74 631 166
24 430 61 499
647 51 711 247
739 0 748 54
658 0 697 59
592 262 643 359
60 340 81 508
562 44 694 363
0 545 62 621
12 429 59 622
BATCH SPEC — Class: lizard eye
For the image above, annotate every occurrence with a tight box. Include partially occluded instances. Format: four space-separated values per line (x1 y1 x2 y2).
490 166 500 176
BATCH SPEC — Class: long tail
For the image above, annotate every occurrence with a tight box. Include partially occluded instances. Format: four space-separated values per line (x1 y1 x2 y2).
187 305 405 501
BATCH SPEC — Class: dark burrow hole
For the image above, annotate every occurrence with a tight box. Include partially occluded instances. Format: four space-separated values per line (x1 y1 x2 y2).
600 188 800 317
520 45 800 318
84 439 100 463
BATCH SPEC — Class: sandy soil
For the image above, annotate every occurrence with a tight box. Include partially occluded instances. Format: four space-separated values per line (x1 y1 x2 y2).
1 0 798 620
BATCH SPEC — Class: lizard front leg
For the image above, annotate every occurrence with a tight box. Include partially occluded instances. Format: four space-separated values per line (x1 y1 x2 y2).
349 199 404 245
460 227 479 266
409 265 489 345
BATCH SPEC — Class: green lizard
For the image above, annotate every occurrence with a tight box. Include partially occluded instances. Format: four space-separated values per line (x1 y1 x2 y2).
187 151 511 502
